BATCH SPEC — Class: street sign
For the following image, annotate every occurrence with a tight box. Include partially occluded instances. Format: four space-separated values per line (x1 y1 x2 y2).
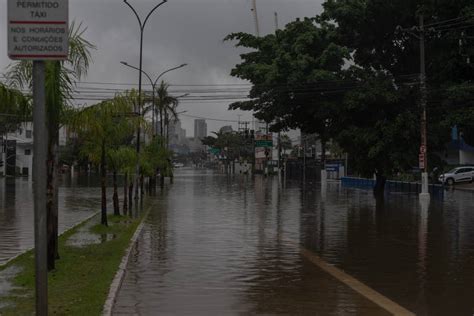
209 147 220 155
419 153 425 169
8 0 69 60
326 164 340 172
420 145 426 154
255 140 273 148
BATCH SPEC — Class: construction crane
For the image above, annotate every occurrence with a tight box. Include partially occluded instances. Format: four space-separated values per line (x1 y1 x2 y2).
251 0 260 37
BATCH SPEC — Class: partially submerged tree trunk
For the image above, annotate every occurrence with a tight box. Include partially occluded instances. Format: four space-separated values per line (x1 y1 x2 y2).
101 141 108 226
373 172 386 197
113 170 120 216
123 173 128 216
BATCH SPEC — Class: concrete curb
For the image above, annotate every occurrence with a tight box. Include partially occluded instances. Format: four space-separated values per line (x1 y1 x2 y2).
102 211 149 316
0 211 100 268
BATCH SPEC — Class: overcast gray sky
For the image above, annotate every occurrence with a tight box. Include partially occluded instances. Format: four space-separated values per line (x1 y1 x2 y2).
1 0 323 136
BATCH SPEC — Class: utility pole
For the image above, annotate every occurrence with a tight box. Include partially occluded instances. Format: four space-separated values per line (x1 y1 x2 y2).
251 0 260 37
419 14 430 198
396 12 430 198
303 135 306 183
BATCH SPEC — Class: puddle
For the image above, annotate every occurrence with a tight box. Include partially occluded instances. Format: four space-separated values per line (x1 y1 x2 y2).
67 215 117 247
0 265 24 309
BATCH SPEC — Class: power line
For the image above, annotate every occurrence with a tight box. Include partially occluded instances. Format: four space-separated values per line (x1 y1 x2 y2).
181 113 244 123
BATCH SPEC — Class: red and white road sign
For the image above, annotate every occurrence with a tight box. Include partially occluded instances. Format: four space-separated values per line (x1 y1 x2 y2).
7 0 69 60
419 153 425 169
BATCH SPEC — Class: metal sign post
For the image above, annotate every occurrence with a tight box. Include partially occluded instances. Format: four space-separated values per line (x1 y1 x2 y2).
33 60 48 316
8 1 69 314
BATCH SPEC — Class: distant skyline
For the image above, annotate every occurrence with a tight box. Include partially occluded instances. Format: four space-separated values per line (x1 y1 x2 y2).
0 0 324 135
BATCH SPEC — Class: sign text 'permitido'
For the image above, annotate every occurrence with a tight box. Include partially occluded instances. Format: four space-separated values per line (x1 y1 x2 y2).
8 0 69 60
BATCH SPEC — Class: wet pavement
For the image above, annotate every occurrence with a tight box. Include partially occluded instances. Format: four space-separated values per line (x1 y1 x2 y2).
0 175 108 266
112 168 474 315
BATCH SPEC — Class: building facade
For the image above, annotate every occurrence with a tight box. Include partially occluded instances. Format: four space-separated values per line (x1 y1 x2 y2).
194 119 207 140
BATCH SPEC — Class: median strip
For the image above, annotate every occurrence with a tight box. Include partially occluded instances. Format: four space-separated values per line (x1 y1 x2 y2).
0 201 152 316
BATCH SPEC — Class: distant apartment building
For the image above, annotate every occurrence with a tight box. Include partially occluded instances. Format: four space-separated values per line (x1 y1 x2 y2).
168 120 187 146
1 122 33 177
194 119 207 140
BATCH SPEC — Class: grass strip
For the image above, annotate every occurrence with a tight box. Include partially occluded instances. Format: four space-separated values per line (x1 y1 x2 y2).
0 207 148 316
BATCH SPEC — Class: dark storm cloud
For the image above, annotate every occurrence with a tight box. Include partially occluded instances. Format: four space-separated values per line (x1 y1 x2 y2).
0 0 323 134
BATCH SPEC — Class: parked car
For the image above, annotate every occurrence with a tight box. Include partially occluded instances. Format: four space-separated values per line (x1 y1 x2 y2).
438 166 474 185
173 162 184 168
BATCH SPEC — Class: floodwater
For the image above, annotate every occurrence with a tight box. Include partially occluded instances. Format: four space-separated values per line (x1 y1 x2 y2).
113 169 474 315
0 175 108 266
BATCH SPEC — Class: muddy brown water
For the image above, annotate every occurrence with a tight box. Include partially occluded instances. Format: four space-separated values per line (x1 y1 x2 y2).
113 169 474 315
0 175 111 266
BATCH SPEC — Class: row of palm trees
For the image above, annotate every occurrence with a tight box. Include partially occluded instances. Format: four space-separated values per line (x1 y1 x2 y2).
0 23 181 271
69 90 174 227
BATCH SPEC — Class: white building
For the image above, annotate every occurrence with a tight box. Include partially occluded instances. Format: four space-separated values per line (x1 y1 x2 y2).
1 122 33 177
1 122 71 178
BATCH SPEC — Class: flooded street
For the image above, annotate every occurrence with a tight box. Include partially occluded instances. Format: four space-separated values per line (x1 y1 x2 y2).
113 169 474 315
0 176 105 265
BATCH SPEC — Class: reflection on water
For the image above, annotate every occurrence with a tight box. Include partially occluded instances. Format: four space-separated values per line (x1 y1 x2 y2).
0 175 115 266
114 170 391 314
66 214 116 248
114 169 474 315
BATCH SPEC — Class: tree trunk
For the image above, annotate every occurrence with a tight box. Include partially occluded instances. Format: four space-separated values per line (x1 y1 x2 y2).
113 170 120 216
123 173 128 216
128 181 133 215
373 172 386 197
160 109 163 138
101 141 108 226
140 174 144 197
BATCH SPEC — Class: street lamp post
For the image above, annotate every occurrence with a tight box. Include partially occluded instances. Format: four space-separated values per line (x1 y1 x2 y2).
121 62 188 138
123 0 167 200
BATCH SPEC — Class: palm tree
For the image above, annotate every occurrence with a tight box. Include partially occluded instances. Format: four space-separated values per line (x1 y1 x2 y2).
114 146 137 216
143 81 178 139
0 84 31 136
142 82 178 186
71 92 141 226
6 22 94 270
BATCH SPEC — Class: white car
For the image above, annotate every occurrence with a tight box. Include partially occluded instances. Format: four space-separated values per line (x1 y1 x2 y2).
438 166 474 185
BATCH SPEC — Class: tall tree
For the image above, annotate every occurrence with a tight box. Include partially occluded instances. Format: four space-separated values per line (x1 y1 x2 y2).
225 18 349 168
0 84 31 136
321 0 474 194
71 92 141 226
7 22 94 269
